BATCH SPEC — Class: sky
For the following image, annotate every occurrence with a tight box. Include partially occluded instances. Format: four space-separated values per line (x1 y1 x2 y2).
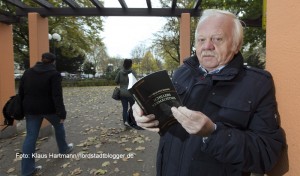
101 0 166 58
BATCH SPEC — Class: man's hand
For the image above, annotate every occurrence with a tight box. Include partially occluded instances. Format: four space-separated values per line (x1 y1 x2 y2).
171 106 215 136
132 103 160 132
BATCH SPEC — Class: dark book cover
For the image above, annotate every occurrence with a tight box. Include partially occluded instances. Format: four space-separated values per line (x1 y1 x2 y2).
128 70 182 135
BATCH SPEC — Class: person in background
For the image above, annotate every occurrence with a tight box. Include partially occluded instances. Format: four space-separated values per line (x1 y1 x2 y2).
132 9 285 175
19 52 73 176
115 59 137 127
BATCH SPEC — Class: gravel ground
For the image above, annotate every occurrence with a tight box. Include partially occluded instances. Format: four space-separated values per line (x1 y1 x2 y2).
0 86 160 176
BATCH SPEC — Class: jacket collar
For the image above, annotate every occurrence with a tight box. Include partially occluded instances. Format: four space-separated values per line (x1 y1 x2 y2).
183 52 244 81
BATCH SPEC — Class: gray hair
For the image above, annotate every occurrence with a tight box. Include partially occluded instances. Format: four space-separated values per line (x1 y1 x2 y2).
195 9 244 52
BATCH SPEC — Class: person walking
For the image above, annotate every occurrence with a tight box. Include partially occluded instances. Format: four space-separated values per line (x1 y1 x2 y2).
115 59 137 127
19 52 73 176
132 9 285 175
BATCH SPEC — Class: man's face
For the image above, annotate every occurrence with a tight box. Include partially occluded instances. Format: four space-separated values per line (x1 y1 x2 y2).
195 15 238 71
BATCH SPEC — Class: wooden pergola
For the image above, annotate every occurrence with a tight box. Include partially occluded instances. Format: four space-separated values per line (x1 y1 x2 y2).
0 0 261 25
0 0 262 137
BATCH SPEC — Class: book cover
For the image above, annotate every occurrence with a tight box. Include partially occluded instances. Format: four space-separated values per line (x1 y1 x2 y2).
128 70 182 135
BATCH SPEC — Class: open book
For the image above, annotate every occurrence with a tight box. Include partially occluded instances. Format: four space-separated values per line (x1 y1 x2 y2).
128 70 182 135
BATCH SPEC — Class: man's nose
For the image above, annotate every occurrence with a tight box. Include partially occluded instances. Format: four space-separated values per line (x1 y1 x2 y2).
202 39 215 50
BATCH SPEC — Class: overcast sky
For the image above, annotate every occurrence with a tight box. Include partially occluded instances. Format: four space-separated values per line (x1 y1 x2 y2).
101 0 166 58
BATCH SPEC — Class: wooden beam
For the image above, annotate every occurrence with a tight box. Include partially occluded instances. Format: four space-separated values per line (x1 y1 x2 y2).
0 9 12 16
0 10 20 24
62 0 80 8
118 0 128 9
90 0 104 9
171 0 177 10
193 0 202 10
0 15 20 24
146 0 152 9
16 8 202 17
32 0 54 9
242 17 262 27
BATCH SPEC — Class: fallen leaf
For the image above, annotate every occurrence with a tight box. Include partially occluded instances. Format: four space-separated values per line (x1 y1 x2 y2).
94 169 107 175
114 167 120 172
135 146 145 151
70 167 82 175
7 167 15 173
61 162 70 168
56 172 64 176
124 147 132 151
133 172 140 176
101 161 110 167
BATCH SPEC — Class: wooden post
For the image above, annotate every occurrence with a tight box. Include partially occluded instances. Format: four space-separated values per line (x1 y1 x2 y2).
180 13 191 64
28 13 52 137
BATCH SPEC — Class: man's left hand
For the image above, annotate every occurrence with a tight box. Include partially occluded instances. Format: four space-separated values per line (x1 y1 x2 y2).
171 106 215 136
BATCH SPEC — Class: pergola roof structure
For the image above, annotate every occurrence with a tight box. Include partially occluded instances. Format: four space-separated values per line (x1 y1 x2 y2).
0 0 262 27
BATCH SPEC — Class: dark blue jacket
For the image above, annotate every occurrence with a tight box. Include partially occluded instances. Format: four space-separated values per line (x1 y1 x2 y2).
156 53 285 176
18 62 66 119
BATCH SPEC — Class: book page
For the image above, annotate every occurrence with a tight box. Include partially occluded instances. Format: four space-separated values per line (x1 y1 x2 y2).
128 73 138 90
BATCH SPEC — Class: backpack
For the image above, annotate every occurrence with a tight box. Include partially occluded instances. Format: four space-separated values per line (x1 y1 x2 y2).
1 94 24 131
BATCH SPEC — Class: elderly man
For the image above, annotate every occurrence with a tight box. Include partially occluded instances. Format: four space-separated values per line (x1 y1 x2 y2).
132 9 285 176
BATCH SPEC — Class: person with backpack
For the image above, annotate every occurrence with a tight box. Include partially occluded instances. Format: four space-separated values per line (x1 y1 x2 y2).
115 59 137 128
18 52 73 176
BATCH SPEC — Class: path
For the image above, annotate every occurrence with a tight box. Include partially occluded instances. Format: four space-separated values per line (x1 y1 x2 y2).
0 86 159 176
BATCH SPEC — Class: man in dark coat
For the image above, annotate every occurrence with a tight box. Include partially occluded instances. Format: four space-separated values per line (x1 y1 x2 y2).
19 52 73 176
132 9 285 175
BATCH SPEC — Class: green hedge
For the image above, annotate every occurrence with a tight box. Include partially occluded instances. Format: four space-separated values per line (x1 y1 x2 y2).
62 79 116 87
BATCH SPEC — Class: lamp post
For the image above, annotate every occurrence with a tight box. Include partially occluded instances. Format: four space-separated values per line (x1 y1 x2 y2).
108 63 113 71
91 67 94 78
48 33 61 55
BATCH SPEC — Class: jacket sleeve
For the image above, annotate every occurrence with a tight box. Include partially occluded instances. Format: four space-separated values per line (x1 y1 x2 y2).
18 72 25 100
51 72 67 119
115 71 120 84
201 78 285 173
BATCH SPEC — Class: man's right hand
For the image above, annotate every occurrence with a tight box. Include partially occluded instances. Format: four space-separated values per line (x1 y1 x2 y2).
132 103 160 132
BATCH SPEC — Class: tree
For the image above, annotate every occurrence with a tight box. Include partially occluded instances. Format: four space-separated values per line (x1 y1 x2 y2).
86 43 109 74
130 43 148 75
55 47 85 73
82 61 96 77
244 46 266 69
1 0 105 69
163 54 180 76
140 51 160 74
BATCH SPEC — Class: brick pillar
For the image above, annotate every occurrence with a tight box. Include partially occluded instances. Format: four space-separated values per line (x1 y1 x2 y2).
28 13 52 137
180 13 191 64
0 23 17 138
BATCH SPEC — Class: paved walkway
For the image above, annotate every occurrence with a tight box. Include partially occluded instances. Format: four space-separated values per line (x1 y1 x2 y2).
0 86 159 176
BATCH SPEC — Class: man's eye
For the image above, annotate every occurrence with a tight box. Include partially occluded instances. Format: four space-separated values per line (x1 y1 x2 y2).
198 38 206 43
212 37 223 44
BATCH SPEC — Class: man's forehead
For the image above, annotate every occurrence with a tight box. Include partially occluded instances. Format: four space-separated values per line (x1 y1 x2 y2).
198 15 232 36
